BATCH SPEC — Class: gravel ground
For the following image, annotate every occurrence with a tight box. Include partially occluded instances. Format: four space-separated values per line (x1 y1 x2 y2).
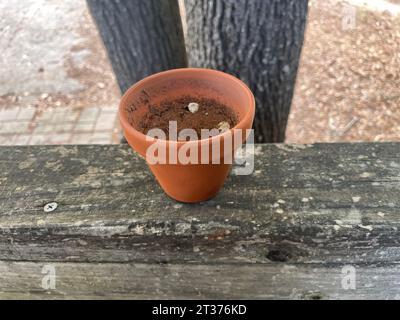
0 0 398 144
286 0 400 142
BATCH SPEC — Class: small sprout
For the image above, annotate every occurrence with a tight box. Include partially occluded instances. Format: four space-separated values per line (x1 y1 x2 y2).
188 102 199 113
217 121 230 133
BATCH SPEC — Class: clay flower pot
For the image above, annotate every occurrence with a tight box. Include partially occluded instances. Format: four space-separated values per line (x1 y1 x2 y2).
119 68 255 203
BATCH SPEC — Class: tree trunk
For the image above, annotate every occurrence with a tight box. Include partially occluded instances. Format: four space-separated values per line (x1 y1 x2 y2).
184 0 308 142
87 0 187 93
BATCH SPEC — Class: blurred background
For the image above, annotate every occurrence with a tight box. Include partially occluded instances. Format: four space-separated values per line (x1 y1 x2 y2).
0 0 399 145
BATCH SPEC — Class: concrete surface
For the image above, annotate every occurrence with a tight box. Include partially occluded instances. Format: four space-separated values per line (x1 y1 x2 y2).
0 0 85 95
0 0 121 145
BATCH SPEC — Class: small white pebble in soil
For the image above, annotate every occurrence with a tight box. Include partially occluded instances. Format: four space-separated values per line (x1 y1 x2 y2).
377 212 385 217
188 102 199 113
278 199 286 204
352 196 361 203
217 121 230 133
276 208 284 214
301 197 309 202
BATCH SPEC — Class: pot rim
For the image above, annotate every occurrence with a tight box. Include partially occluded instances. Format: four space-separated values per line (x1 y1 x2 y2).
119 67 255 146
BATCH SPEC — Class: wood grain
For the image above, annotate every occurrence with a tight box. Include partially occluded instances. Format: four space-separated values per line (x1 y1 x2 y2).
0 143 399 299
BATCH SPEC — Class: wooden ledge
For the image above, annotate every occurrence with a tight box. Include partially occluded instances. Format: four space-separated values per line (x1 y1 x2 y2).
0 143 399 299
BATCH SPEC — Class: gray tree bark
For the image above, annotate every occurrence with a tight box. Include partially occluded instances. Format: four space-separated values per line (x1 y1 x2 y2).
87 0 187 93
184 0 309 142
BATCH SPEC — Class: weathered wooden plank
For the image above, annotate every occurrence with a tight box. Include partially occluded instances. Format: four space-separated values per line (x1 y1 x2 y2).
0 261 399 300
0 143 399 299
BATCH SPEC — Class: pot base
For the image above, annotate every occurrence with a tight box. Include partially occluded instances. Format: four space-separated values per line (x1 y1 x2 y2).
148 162 232 203
163 187 220 203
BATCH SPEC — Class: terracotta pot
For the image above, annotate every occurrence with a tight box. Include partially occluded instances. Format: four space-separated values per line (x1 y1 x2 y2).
119 68 255 203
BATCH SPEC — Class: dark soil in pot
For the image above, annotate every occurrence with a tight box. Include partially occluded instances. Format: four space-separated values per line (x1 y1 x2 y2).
136 95 239 140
